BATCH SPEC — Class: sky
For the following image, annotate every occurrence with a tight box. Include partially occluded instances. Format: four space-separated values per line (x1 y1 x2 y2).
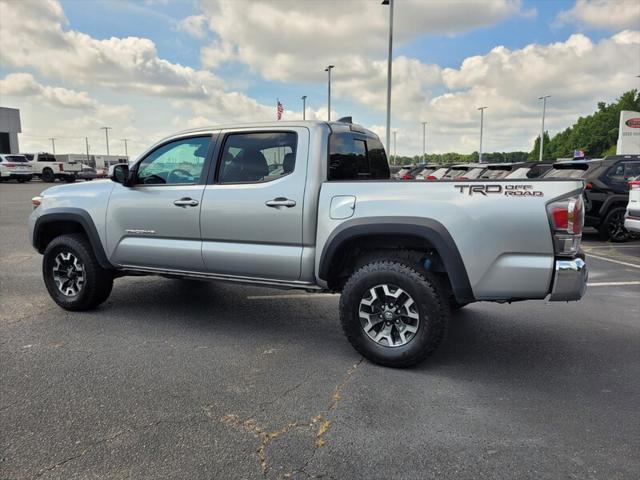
0 0 639 158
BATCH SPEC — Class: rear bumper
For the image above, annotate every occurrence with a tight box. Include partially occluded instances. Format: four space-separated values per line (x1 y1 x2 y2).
548 252 588 302
624 214 640 233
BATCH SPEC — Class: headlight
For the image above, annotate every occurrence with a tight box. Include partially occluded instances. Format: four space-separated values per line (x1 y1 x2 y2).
31 195 42 209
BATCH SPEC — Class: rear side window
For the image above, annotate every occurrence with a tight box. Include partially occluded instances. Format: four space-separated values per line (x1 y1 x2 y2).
5 155 28 162
328 132 389 181
623 162 640 181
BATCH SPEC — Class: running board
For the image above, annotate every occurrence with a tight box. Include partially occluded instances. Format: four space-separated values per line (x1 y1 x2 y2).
118 265 322 291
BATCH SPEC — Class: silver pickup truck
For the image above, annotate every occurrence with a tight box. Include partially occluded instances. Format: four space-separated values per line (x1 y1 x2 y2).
28 120 587 367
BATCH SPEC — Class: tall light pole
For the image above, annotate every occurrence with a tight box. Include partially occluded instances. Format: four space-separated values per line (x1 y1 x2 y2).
393 129 397 165
382 0 394 158
477 107 487 163
49 137 56 154
85 137 90 164
100 127 112 156
301 95 307 120
538 95 551 162
325 66 334 121
421 121 427 163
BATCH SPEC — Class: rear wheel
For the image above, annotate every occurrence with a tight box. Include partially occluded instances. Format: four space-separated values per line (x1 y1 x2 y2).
43 234 113 311
598 207 630 242
340 259 449 368
41 168 55 183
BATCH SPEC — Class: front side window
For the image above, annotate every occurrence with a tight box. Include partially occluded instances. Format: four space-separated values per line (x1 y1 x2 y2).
329 132 389 181
218 132 297 184
38 154 56 162
623 162 640 181
136 136 210 185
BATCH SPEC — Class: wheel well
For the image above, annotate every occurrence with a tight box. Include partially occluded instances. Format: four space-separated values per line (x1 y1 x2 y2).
35 220 86 253
324 233 454 294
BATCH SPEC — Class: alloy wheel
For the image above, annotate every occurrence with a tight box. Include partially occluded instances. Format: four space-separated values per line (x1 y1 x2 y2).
52 251 85 297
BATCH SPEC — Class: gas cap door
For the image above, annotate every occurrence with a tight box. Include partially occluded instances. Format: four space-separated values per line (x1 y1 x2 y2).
330 195 356 219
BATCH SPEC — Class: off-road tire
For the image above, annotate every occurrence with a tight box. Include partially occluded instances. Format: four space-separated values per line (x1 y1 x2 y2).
41 168 55 183
43 234 113 311
598 207 630 242
340 258 449 368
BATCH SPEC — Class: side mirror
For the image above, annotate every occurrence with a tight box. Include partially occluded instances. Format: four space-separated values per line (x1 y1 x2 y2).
109 164 130 184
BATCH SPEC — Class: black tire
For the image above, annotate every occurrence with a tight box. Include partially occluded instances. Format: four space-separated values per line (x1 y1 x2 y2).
43 234 113 311
598 207 630 242
340 259 449 368
41 168 55 183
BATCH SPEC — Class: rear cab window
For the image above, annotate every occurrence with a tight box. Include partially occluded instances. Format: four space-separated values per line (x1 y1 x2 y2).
328 132 389 181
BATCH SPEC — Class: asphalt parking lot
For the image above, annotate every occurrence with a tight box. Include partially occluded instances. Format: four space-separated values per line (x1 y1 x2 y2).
1 181 639 480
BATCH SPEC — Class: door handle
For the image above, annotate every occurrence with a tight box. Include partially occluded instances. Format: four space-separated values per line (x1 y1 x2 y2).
265 197 296 208
173 197 199 207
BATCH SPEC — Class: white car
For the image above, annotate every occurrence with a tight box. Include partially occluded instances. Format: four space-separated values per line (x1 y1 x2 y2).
0 154 33 182
624 176 640 233
23 152 80 183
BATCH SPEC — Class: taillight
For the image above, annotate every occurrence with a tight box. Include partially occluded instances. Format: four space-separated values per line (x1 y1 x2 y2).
402 174 412 180
4 162 17 167
585 181 593 190
31 195 42 209
426 175 437 181
59 163 64 171
630 180 640 190
547 195 584 256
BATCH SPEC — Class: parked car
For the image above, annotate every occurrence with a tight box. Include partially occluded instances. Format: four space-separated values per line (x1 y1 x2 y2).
0 154 33 182
77 165 97 181
412 164 441 180
392 165 416 179
421 166 451 180
543 155 640 241
505 162 553 179
624 176 640 233
400 164 431 180
477 163 517 179
29 120 587 368
441 163 486 180
23 152 80 183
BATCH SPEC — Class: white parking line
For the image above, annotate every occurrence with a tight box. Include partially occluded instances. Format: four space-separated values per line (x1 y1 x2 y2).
246 293 339 300
586 253 640 269
587 281 640 287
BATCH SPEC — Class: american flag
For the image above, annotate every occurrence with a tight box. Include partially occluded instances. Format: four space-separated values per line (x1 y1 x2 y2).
277 100 284 121
573 149 585 159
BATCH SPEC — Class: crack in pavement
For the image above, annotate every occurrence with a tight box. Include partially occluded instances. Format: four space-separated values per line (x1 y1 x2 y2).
205 358 364 478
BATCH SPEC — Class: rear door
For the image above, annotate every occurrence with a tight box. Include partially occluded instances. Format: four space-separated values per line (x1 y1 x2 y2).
106 134 214 271
199 127 309 281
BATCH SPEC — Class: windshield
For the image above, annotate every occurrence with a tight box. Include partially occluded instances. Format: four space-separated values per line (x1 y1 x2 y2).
505 167 530 179
416 167 435 177
544 168 588 179
481 168 510 179
443 167 468 179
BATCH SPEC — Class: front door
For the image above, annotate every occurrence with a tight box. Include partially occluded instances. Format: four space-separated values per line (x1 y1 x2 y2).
106 135 213 271
200 128 308 281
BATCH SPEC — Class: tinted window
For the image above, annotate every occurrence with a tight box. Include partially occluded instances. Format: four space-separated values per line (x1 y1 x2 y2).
37 154 56 162
544 168 588 179
328 132 389 180
624 162 640 181
136 136 210 185
5 155 28 162
219 132 297 184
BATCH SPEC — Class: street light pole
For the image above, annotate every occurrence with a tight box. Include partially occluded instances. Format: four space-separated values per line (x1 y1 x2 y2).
477 107 487 163
421 121 427 163
49 138 56 154
100 127 112 156
382 0 394 158
393 130 397 165
324 66 334 121
301 95 307 120
85 137 90 163
538 95 551 162
121 139 129 157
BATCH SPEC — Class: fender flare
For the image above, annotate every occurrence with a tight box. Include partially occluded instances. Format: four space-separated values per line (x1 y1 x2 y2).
598 194 629 217
33 208 113 269
319 216 475 303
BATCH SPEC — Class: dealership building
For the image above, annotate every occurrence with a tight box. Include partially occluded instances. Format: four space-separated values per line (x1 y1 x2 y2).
0 107 21 154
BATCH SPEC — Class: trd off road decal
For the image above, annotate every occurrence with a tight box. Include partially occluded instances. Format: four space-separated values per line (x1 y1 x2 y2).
454 184 544 197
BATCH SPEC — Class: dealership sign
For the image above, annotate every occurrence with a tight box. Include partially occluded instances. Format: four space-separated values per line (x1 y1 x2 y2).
625 117 640 128
617 110 640 154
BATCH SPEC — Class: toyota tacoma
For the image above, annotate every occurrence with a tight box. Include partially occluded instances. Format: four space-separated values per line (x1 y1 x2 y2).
28 120 588 367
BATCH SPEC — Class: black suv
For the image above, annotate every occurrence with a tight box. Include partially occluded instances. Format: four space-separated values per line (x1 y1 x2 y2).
544 155 640 241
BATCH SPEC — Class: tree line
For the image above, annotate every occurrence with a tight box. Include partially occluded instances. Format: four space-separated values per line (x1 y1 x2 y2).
391 89 639 166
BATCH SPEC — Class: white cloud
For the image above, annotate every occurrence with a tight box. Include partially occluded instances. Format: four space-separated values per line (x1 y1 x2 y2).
1 73 97 109
176 14 208 39
556 0 640 31
199 0 523 82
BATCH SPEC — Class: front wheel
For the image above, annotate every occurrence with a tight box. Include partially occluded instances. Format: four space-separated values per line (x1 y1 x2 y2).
43 234 114 311
41 168 55 182
340 259 449 368
598 207 630 242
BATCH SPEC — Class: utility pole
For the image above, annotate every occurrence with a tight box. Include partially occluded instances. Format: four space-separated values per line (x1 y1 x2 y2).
49 138 56 154
325 66 334 121
421 121 427 163
478 107 487 163
393 130 397 165
85 137 90 163
382 0 394 159
100 126 112 156
538 95 551 162
121 139 129 157
301 95 307 120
